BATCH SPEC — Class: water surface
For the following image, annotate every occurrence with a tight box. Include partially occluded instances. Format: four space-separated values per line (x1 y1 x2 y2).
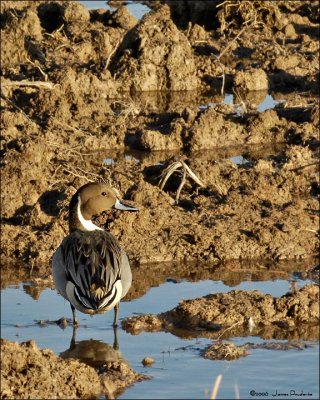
1 274 319 399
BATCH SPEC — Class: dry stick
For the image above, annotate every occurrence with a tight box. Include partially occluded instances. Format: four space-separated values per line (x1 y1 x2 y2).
105 39 120 70
233 87 247 114
26 57 48 81
159 161 182 190
186 21 192 37
211 54 226 96
182 161 205 187
64 164 101 180
289 161 319 172
210 374 223 400
1 80 53 89
1 94 35 123
217 19 252 60
62 167 94 182
175 167 187 204
217 321 242 340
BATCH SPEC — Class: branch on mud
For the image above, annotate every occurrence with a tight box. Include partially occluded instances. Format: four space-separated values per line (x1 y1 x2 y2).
1 93 36 124
1 80 54 89
159 160 226 204
286 161 319 172
211 54 226 95
216 321 242 340
105 39 120 70
217 19 252 60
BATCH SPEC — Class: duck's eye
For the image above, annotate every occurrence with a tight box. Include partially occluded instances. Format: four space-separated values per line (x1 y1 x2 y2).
101 192 107 196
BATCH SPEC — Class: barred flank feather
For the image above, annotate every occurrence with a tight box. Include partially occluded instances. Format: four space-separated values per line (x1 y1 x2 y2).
62 230 122 310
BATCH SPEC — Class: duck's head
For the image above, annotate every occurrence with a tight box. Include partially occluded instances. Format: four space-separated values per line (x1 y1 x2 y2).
69 182 138 232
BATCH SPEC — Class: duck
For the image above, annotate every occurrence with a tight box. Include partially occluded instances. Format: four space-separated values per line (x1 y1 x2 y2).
52 182 138 327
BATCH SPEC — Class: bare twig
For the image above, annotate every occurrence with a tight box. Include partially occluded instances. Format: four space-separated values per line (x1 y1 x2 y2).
211 53 226 96
1 79 53 89
233 87 247 114
159 160 205 204
26 57 48 81
218 19 252 60
105 39 120 70
217 321 242 340
289 161 319 172
175 166 187 204
1 93 35 124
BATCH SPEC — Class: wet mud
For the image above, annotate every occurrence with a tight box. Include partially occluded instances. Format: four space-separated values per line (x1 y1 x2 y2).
123 283 319 342
1 0 319 398
1 338 146 399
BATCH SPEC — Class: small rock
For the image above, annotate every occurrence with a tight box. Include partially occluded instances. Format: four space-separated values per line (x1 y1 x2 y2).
234 68 268 91
284 24 296 38
142 357 154 366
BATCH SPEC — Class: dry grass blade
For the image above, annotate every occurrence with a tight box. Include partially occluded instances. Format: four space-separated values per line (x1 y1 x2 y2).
210 374 223 400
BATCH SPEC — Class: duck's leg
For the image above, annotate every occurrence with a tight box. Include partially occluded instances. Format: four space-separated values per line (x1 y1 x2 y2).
71 304 78 326
113 303 119 327
70 325 77 349
113 324 119 350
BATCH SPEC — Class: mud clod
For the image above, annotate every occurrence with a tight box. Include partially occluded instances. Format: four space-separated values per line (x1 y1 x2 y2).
123 285 319 339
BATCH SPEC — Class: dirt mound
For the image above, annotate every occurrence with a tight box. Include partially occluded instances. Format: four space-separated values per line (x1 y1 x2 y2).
0 338 144 399
122 284 320 342
111 5 199 91
202 339 316 361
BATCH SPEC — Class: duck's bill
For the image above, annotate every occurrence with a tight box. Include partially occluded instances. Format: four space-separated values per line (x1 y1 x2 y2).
114 199 139 211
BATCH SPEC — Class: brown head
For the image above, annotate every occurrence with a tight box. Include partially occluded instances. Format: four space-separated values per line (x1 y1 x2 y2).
69 182 138 232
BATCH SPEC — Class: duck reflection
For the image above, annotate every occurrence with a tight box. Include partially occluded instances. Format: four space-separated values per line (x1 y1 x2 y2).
60 326 123 369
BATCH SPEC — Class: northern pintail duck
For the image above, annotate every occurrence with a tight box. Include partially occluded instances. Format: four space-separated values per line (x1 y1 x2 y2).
52 182 138 326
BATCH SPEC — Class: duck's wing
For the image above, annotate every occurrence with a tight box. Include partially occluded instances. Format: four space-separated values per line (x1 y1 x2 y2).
61 231 123 311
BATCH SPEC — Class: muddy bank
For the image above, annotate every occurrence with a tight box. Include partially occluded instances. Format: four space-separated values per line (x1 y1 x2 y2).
123 284 319 341
1 140 318 270
1 0 319 271
1 338 145 399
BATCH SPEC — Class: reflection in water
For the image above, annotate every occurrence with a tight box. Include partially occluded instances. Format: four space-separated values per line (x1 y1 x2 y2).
2 257 317 302
128 257 318 300
60 326 123 369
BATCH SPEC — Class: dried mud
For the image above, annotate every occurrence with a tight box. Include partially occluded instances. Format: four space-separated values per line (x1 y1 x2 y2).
123 284 319 342
1 0 319 398
1 338 146 399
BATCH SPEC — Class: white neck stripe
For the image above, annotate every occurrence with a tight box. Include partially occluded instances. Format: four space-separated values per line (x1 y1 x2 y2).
77 199 103 231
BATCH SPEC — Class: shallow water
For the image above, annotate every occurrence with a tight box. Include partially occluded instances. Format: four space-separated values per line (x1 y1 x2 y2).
79 0 151 20
1 274 319 399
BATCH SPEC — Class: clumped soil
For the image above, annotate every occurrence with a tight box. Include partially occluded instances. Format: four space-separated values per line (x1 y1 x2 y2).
0 338 146 399
1 0 319 397
201 339 316 361
123 284 319 341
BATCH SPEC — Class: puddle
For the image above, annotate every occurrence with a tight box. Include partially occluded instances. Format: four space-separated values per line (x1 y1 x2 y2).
79 0 151 20
229 155 249 165
1 270 319 399
104 157 115 165
199 92 284 115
